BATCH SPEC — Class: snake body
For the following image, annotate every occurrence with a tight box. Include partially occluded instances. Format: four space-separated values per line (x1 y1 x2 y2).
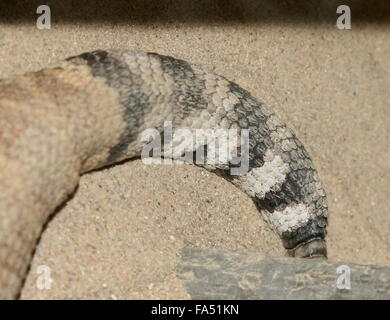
0 50 328 299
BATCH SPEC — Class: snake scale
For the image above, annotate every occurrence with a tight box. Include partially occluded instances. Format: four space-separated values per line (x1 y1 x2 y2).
0 50 328 299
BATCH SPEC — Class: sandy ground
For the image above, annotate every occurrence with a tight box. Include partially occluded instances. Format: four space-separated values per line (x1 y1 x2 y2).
0 1 389 299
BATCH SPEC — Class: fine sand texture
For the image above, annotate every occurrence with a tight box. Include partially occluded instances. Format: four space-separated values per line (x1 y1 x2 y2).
0 1 389 299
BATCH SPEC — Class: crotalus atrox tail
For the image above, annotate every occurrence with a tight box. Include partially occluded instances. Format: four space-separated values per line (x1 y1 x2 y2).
0 50 328 299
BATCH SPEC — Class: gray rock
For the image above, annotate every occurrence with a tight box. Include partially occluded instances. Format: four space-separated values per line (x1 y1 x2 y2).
177 248 390 299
